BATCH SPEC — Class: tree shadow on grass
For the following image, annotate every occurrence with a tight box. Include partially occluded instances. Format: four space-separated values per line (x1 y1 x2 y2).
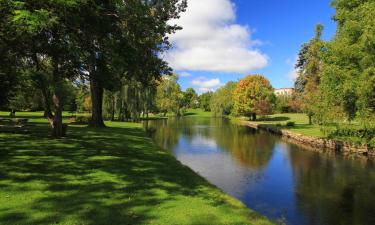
183 112 197 116
257 116 290 122
0 122 267 225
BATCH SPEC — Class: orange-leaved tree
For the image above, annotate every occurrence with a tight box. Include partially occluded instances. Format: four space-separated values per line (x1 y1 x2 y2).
233 75 275 121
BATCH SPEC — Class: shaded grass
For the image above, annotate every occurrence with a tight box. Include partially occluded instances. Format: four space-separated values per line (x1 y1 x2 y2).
0 112 272 225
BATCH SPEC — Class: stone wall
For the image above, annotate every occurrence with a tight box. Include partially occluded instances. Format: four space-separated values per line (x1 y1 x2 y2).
239 120 375 157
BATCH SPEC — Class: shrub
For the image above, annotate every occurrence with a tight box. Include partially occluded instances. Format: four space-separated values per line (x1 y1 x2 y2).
286 121 295 127
329 127 375 139
328 126 375 147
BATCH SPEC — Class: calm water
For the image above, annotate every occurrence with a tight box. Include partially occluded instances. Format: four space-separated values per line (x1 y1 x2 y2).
143 117 375 225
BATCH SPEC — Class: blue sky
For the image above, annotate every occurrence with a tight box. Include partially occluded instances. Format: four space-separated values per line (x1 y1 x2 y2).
165 0 336 93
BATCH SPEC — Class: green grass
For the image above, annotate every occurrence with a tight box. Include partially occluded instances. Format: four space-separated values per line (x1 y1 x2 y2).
184 108 213 118
249 113 326 138
0 112 272 225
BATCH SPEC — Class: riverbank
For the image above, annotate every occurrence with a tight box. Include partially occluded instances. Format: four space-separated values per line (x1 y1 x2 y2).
235 114 374 157
0 112 273 225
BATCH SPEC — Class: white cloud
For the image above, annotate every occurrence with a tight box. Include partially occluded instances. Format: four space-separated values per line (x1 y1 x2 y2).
286 56 299 81
179 72 192 77
191 77 223 93
288 69 298 81
165 0 268 73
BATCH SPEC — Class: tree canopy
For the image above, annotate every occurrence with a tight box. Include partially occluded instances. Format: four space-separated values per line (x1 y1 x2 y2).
233 75 275 120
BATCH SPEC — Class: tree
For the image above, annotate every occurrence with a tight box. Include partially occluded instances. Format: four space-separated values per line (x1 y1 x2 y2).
182 88 199 109
3 0 82 137
156 75 184 116
320 0 375 124
294 24 325 124
210 81 237 117
199 92 213 112
78 0 187 127
233 75 275 121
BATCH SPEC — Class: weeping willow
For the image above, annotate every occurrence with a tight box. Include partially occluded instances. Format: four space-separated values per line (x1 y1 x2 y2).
103 79 156 122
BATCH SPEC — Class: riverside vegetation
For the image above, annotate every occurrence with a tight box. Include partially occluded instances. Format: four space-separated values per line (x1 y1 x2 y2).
0 111 273 225
1 0 375 224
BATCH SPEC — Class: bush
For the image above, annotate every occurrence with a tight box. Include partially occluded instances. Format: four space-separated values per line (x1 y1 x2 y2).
286 121 295 127
328 126 375 147
275 123 282 127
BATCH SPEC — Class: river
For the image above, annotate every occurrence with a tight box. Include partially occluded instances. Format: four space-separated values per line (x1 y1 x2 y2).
143 117 375 225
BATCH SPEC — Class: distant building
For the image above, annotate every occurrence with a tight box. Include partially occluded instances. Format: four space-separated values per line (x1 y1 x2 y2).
274 88 294 97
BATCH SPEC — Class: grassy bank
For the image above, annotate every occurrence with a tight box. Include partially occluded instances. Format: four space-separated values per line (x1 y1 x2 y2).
184 108 212 118
240 113 325 138
0 112 272 225
236 113 374 150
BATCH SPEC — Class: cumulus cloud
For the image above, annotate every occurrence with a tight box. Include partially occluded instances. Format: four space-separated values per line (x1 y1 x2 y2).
191 77 223 93
165 0 268 73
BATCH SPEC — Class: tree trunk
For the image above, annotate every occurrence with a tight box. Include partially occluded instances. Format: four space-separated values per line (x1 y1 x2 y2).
51 60 64 138
252 113 257 121
40 81 54 126
308 115 312 125
110 95 115 121
32 53 54 126
89 75 105 127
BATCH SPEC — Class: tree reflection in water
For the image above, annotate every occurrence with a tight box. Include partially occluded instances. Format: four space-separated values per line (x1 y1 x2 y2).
145 118 275 170
144 117 375 225
288 145 375 225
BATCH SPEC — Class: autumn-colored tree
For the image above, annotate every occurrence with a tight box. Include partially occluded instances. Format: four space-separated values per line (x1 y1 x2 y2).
233 75 275 121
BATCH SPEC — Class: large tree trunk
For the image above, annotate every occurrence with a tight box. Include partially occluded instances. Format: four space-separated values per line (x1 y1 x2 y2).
51 60 64 138
89 75 105 127
32 53 54 126
40 80 54 126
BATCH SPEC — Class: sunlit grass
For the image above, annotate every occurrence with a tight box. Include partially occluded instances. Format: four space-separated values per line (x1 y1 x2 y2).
184 108 213 118
251 113 325 137
0 111 272 225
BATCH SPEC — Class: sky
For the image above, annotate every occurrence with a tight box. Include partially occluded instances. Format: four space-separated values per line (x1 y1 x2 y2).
163 0 337 94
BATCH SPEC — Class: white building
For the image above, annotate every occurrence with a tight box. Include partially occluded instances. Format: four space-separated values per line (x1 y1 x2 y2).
274 88 294 97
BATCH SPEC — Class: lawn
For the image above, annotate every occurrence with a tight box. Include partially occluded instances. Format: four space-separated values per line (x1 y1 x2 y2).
184 108 212 118
0 112 272 225
250 113 326 138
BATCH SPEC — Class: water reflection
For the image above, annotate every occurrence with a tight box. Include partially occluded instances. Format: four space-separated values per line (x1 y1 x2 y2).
144 118 375 225
288 146 375 225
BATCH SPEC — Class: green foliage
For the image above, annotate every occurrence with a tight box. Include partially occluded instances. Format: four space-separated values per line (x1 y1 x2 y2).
294 24 326 124
275 96 291 113
210 81 237 117
328 124 375 147
320 0 375 123
75 84 90 113
182 88 199 109
1 0 188 134
156 75 184 116
286 121 295 127
233 75 275 119
199 92 213 112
